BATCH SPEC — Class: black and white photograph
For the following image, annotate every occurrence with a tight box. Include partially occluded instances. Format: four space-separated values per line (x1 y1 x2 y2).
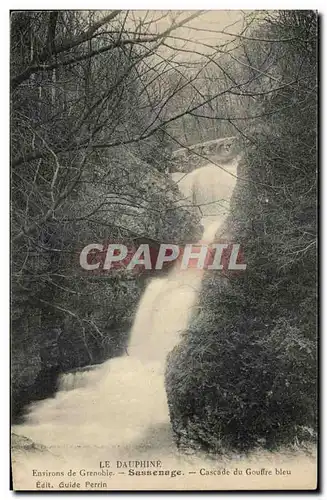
10 9 318 491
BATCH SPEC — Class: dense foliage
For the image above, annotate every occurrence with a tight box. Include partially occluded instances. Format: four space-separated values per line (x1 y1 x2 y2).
166 11 317 452
11 11 317 451
11 11 202 417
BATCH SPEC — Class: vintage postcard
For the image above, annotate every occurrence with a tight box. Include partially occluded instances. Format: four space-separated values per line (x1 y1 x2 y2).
10 9 318 491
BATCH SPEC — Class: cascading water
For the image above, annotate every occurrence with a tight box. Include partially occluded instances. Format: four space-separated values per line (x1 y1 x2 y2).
12 158 315 490
128 160 239 364
12 159 238 461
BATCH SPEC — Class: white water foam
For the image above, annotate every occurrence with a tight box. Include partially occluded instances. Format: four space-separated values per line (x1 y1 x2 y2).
12 159 238 453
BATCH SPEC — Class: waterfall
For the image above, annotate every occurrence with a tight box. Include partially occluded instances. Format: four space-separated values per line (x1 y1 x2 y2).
12 160 238 454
